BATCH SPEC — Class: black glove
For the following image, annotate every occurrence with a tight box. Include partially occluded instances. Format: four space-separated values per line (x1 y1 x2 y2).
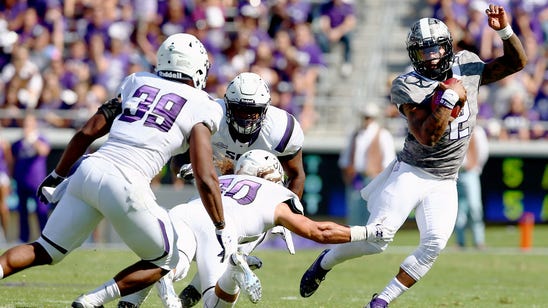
37 171 66 204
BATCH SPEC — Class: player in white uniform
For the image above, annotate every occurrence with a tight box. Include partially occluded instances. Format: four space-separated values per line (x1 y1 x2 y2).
113 149 392 308
0 33 235 308
171 72 306 307
173 72 305 197
300 5 527 307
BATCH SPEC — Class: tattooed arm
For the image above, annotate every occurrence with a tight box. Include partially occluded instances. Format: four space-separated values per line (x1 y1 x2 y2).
480 4 527 85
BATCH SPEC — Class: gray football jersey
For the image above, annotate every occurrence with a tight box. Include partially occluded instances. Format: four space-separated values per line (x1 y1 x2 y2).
391 50 484 179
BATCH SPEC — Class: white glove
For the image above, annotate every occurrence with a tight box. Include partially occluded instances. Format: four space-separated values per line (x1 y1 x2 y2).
268 226 295 255
41 178 69 205
215 228 237 263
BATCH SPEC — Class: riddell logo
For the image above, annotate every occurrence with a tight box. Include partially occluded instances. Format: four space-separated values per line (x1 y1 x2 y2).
158 71 186 79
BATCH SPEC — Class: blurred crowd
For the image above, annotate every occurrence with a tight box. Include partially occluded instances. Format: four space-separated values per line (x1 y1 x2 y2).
0 0 357 242
428 0 548 140
0 0 358 133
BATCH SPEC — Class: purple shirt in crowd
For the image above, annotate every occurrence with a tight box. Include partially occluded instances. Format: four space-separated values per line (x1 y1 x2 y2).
11 136 49 189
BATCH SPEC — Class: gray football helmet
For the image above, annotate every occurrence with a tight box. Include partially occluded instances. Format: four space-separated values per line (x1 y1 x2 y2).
406 18 454 80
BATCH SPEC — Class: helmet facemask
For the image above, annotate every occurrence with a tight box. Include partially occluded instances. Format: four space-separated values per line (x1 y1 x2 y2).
406 18 454 80
226 102 267 136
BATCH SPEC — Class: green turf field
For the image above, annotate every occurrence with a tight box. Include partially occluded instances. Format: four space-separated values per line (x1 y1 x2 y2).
1 224 547 307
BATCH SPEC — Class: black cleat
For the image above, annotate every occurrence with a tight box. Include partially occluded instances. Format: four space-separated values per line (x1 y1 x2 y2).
299 249 331 298
179 284 202 308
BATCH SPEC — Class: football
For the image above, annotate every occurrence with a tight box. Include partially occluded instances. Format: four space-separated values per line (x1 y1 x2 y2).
430 78 462 119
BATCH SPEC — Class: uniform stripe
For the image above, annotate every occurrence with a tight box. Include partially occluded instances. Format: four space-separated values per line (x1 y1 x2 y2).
275 113 294 152
41 233 68 254
420 18 432 39
146 218 169 262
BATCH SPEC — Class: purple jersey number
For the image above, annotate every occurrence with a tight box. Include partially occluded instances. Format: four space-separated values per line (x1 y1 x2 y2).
220 177 263 205
118 85 187 132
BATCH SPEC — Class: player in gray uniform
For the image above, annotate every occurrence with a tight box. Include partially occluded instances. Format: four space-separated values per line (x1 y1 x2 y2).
114 149 391 308
0 33 235 308
300 4 527 307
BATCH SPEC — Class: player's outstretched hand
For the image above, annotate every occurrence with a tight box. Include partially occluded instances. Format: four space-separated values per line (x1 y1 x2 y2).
37 171 66 204
215 228 237 263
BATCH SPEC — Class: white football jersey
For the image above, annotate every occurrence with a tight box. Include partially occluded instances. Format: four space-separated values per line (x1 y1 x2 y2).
91 72 223 180
211 99 304 162
171 174 302 244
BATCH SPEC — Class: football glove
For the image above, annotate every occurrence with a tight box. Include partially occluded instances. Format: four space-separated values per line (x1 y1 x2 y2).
268 226 296 255
37 171 66 204
40 178 69 205
215 227 237 263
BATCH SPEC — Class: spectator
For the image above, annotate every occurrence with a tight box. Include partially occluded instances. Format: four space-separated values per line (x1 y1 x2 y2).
292 22 327 132
0 45 43 111
338 103 395 225
0 128 13 242
11 113 51 242
455 125 489 250
315 0 357 77
499 91 535 140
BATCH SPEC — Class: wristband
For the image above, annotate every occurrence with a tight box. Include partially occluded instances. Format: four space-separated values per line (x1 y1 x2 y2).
350 226 368 242
214 221 225 229
496 25 514 40
440 89 459 109
51 170 65 179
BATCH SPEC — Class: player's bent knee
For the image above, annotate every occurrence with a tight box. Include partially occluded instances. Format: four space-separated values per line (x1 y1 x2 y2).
34 238 65 264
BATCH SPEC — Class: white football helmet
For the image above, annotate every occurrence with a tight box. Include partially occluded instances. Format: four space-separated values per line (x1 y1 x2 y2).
406 18 453 80
156 33 210 90
224 72 271 140
235 149 284 185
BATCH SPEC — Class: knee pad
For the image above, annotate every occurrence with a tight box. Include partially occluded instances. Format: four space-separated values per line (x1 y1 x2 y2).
35 237 67 264
400 237 446 281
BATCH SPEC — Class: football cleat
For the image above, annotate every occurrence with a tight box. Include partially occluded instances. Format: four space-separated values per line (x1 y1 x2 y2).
299 249 331 298
117 301 138 308
156 270 182 308
179 284 202 308
230 251 262 303
365 293 389 308
71 295 104 308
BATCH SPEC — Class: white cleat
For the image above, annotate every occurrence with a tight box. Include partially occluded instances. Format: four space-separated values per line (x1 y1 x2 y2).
156 270 182 308
230 252 262 304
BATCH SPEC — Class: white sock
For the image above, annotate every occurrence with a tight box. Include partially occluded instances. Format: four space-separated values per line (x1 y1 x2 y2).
217 268 240 295
378 277 408 303
85 279 122 305
0 264 4 279
203 289 235 308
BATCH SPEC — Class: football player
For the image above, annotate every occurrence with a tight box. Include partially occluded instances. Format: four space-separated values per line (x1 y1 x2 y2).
0 33 235 308
113 149 393 308
299 4 527 307
172 71 306 306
